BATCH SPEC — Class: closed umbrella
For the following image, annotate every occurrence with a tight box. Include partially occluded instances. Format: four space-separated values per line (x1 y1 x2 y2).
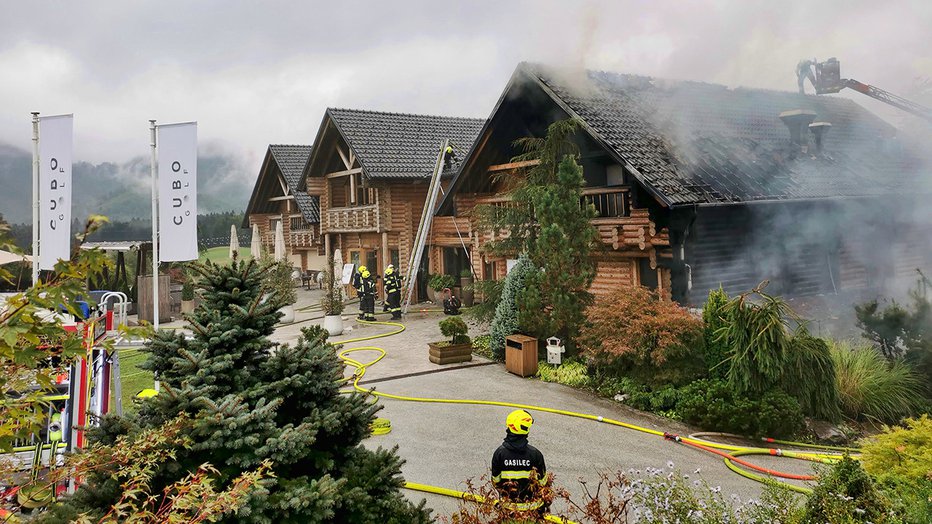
229 225 240 260
274 221 285 261
250 224 261 259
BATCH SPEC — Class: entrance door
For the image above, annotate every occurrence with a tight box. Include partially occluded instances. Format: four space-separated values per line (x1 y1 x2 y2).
347 249 381 297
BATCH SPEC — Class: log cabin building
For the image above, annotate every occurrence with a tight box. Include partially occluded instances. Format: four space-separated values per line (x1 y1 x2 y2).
438 63 932 305
244 144 323 270
299 108 484 298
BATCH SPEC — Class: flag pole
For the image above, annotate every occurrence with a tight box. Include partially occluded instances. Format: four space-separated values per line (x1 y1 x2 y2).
31 112 40 286
149 120 159 331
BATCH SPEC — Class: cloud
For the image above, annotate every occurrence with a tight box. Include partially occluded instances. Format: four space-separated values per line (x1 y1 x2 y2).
0 0 929 178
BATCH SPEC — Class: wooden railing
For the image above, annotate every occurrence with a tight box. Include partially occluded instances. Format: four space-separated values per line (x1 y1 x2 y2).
325 204 380 232
474 187 629 218
582 187 629 218
290 230 316 248
290 216 312 231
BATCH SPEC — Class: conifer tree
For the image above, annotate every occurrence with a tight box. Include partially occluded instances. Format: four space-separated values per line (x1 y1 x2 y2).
44 259 431 523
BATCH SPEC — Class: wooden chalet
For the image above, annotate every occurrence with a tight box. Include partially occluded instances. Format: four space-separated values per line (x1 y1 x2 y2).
300 108 484 298
244 145 323 270
438 63 932 305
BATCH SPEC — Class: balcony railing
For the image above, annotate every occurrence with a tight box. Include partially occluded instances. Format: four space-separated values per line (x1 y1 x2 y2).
290 230 316 248
474 187 629 219
325 204 380 232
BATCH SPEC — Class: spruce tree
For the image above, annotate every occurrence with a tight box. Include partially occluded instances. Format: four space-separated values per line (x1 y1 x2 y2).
489 255 537 360
44 259 431 523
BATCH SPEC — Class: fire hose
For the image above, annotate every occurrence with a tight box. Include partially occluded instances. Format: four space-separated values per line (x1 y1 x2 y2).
331 318 857 516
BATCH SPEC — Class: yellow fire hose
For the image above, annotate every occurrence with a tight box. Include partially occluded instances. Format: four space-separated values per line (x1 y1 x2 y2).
333 318 857 515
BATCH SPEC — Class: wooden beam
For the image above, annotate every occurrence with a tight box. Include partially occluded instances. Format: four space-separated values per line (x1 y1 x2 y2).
486 159 540 172
325 167 363 178
337 146 352 170
268 195 295 202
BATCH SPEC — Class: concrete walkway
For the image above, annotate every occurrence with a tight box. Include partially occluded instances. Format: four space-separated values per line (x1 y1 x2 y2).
163 287 814 519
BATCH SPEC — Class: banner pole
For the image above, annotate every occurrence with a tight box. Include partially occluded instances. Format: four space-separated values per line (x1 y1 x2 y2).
31 112 40 286
149 120 159 331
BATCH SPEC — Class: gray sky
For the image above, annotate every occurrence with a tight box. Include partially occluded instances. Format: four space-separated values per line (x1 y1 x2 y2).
1 0 930 175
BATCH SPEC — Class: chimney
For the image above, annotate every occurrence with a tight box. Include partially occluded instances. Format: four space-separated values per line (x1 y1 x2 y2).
808 121 832 155
779 109 817 152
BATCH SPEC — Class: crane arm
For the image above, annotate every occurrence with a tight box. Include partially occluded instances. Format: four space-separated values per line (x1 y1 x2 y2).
841 79 932 123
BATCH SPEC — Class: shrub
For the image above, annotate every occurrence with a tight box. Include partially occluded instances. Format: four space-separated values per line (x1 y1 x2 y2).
320 251 344 315
719 284 841 421
181 279 194 301
581 285 705 387
831 340 923 422
439 316 470 345
804 456 895 524
429 273 456 291
677 379 805 439
860 415 932 486
261 255 297 305
536 360 591 389
702 287 730 379
489 255 537 360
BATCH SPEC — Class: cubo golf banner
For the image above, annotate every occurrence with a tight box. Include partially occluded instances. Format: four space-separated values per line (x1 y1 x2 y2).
157 122 198 261
39 114 73 270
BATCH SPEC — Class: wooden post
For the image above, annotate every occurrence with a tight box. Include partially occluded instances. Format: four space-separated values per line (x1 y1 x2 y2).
324 233 331 260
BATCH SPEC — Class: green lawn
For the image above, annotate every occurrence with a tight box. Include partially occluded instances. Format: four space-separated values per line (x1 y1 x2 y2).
200 246 253 263
114 349 155 414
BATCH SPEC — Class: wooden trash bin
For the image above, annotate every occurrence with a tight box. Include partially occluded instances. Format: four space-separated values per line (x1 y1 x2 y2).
505 334 538 377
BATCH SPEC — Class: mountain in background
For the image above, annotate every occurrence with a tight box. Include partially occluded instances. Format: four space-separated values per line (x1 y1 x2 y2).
0 142 254 224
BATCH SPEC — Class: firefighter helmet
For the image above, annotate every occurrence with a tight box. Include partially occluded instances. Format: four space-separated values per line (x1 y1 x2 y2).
362 270 370 279
358 265 367 273
385 264 394 275
506 409 534 435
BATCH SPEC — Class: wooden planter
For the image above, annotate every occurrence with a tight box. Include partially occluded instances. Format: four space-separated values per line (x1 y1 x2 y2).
428 341 473 365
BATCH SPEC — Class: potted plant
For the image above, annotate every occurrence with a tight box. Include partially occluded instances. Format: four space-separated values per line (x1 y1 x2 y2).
428 274 456 303
428 316 473 365
320 252 345 336
459 268 474 307
180 278 196 313
263 257 297 323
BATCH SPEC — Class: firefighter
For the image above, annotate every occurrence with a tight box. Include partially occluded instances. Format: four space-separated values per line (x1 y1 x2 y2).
443 144 456 169
359 267 377 321
491 409 550 515
383 264 402 320
352 265 366 320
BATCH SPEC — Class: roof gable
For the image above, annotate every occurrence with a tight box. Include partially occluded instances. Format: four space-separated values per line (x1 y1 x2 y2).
325 108 485 180
243 145 319 226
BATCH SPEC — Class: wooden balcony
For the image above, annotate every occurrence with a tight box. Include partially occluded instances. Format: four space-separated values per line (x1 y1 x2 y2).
325 204 381 233
290 230 316 248
474 186 630 220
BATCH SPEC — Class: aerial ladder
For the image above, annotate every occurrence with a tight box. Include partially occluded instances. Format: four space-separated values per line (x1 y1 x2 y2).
797 57 932 123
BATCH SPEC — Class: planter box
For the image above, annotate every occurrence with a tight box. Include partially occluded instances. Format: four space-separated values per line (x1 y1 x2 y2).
428 341 473 365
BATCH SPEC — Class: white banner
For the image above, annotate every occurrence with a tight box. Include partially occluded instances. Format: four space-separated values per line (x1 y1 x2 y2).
157 122 198 261
39 114 73 270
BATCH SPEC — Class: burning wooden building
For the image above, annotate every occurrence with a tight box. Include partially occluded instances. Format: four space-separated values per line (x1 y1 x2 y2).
438 63 932 304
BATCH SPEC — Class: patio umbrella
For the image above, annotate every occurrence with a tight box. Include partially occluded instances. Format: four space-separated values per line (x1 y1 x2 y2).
274 221 285 261
229 225 240 259
0 249 32 266
250 224 261 259
332 248 343 282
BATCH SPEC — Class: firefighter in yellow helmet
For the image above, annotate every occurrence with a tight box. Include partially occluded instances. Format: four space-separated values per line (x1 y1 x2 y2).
352 265 367 320
358 267 377 321
491 409 550 515
383 264 402 319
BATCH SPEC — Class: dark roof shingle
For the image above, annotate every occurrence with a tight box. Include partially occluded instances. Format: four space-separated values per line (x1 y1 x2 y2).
524 64 928 205
268 144 319 222
328 108 484 179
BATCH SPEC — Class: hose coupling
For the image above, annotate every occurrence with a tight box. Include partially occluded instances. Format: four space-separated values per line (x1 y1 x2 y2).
663 432 681 443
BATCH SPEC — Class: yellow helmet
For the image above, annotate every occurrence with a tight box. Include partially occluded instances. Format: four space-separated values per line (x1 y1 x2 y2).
506 409 534 435
362 270 370 278
385 264 394 275
358 265 367 273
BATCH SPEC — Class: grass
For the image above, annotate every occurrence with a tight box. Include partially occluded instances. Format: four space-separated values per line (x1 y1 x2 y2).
112 348 155 414
537 360 592 389
199 246 252 264
830 339 923 423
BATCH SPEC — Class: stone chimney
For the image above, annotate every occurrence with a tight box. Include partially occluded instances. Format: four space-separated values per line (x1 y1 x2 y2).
779 109 817 152
808 121 832 155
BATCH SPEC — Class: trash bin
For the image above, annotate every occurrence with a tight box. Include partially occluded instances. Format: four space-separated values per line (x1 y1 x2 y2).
505 334 538 377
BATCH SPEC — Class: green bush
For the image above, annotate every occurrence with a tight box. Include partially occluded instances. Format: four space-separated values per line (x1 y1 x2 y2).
805 456 895 524
472 334 492 359
719 285 840 421
702 287 730 379
861 415 932 487
489 255 537 360
677 379 805 439
536 360 591 389
831 340 923 422
439 316 470 345
428 273 456 291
